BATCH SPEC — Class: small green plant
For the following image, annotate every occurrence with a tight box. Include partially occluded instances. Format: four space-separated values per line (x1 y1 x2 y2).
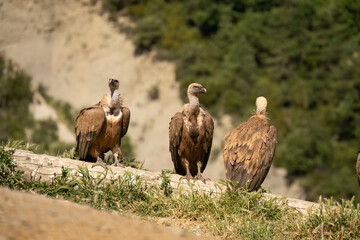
148 84 159 100
3 139 38 151
159 169 173 196
58 147 78 159
0 146 24 188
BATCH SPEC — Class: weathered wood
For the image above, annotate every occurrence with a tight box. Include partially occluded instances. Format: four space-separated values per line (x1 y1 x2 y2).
9 148 319 215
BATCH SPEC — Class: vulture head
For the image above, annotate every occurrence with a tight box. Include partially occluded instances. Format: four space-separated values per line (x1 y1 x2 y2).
256 96 267 114
187 83 207 97
108 78 120 90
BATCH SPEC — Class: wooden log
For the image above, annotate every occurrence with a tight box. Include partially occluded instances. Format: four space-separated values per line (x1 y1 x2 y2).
9 148 319 215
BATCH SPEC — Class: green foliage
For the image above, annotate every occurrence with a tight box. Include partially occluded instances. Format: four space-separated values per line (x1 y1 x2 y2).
101 0 360 202
3 139 38 152
159 169 172 196
28 119 74 156
0 146 24 188
134 16 164 52
102 0 143 14
0 54 34 142
120 135 140 168
148 84 159 100
31 119 59 152
59 147 78 159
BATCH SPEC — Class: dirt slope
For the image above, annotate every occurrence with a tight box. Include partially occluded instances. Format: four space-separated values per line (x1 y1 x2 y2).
0 187 211 240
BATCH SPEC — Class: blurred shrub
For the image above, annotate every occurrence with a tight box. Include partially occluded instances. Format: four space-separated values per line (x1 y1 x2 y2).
121 135 135 161
0 54 34 142
134 16 164 52
31 119 59 153
148 84 159 100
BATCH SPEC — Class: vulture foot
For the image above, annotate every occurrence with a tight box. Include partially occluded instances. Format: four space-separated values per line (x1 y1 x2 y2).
92 157 108 170
112 159 125 167
195 174 210 184
112 152 125 167
180 174 195 182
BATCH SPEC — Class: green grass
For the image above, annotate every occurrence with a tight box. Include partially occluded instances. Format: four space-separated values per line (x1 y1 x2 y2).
1 146 359 239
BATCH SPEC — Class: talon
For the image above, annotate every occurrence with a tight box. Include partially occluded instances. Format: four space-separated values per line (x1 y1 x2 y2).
92 157 108 170
112 160 125 168
195 174 210 183
180 174 194 182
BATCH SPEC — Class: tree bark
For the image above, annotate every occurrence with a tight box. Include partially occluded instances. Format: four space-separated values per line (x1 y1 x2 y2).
9 148 318 215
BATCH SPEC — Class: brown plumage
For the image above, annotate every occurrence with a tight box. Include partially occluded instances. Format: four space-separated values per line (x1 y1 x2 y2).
357 150 360 186
75 78 130 167
169 83 214 182
223 96 277 191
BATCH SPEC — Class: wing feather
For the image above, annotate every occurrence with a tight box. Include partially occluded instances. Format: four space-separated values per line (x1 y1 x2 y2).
223 115 277 191
248 125 277 190
75 103 105 159
199 112 214 172
120 107 131 138
169 112 184 173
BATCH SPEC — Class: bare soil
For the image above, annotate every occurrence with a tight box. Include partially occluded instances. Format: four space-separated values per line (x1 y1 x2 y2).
0 187 210 240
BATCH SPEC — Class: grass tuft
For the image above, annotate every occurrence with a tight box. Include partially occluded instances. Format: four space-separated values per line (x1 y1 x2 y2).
3 139 38 151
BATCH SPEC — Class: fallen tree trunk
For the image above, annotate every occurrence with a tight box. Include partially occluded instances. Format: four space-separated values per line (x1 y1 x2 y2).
9 148 318 215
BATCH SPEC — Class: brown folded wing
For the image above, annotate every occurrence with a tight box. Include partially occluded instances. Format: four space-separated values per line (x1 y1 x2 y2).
199 112 214 172
120 107 131 139
75 103 106 160
224 115 277 191
169 112 184 173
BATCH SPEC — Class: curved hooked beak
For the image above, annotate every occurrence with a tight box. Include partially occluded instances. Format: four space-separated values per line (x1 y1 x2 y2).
201 87 207 94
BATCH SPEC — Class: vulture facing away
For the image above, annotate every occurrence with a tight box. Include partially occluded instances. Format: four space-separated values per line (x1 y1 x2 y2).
223 96 277 191
169 83 214 182
357 150 360 186
75 78 130 167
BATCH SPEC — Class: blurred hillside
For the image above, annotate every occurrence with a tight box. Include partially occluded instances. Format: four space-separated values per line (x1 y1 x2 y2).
98 0 360 202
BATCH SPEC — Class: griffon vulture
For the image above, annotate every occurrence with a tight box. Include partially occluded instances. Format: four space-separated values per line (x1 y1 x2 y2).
169 83 214 183
357 150 360 185
75 78 130 168
223 96 277 191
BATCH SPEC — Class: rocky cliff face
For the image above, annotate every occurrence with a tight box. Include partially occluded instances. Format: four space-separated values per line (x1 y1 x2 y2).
0 0 304 199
